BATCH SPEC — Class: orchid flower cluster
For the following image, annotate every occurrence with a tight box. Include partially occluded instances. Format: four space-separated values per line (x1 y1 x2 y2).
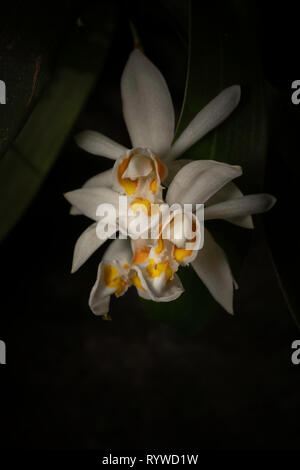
65 49 275 317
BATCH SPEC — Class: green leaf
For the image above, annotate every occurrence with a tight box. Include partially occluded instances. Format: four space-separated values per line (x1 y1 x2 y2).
176 1 266 191
143 0 267 334
0 3 116 243
0 3 69 158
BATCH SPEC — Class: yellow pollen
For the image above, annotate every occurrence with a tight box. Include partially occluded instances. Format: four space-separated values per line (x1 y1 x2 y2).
173 246 193 263
103 264 118 285
102 313 112 321
123 263 129 269
115 280 127 297
103 265 127 297
173 221 197 263
132 245 151 264
165 264 173 282
131 273 145 291
149 177 158 193
146 258 172 281
155 236 163 254
118 156 138 195
130 198 151 215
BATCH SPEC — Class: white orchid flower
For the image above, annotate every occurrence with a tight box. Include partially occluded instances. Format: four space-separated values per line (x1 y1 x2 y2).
163 160 276 313
89 238 132 318
88 237 184 317
130 209 200 304
88 237 148 317
65 48 276 317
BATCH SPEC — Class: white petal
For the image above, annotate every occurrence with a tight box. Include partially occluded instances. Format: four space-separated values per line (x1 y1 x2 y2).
70 206 81 216
191 229 235 314
70 169 113 216
121 49 175 156
72 222 107 273
167 85 241 160
206 182 253 229
64 187 120 221
134 265 184 302
206 181 243 205
103 238 133 264
88 239 133 316
205 194 276 222
162 210 202 252
82 169 113 189
75 130 127 160
122 154 153 178
135 287 152 300
166 160 242 206
88 262 111 316
112 148 165 199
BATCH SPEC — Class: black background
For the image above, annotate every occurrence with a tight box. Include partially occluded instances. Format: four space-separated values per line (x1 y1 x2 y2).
0 0 300 451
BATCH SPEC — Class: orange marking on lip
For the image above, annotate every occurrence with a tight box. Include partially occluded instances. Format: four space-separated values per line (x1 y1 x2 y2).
149 177 158 193
155 236 164 254
130 198 151 215
103 265 127 297
173 218 197 262
173 246 193 263
132 245 151 265
155 156 166 180
146 258 170 279
165 264 173 282
131 273 145 291
118 156 138 195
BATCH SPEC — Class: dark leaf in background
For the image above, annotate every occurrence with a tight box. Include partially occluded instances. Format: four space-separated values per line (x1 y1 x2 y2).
255 0 300 331
0 0 299 452
175 1 266 191
0 3 70 158
0 2 116 242
143 0 268 334
265 87 300 330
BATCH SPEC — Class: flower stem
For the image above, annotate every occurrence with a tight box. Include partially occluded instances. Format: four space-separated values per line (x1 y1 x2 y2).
129 20 143 52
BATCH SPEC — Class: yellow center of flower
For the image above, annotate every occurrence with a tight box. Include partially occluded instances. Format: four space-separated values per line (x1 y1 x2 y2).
146 258 172 281
165 264 173 282
130 198 151 215
118 151 166 196
155 236 164 254
130 273 145 291
173 220 197 263
149 156 166 193
173 247 193 263
118 155 138 195
103 265 127 297
149 177 158 193
132 245 151 264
